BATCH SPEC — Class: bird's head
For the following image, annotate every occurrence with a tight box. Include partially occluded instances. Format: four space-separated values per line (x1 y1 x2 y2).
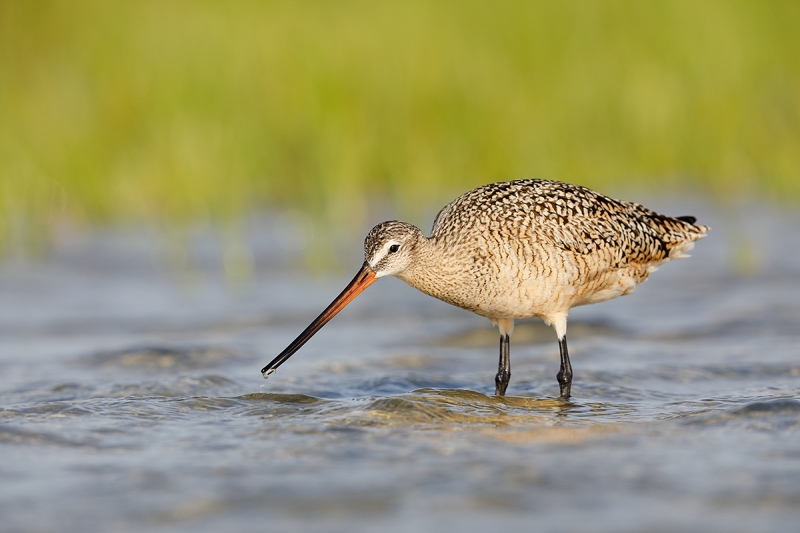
363 221 424 278
260 220 425 378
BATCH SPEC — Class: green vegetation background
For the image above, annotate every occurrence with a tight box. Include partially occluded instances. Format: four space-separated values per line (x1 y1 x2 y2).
1 1 799 258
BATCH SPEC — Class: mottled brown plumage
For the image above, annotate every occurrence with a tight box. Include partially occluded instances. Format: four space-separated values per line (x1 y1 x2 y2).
263 179 708 399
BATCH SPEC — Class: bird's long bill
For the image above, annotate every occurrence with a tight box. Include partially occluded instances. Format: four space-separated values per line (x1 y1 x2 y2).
261 262 377 378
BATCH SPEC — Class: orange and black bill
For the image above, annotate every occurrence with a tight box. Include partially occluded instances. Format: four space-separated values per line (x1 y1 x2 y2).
261 262 378 378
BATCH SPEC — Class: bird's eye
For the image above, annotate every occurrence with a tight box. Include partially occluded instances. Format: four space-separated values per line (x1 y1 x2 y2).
389 244 400 253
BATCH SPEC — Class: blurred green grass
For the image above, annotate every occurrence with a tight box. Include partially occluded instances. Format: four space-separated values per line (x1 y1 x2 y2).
1 0 799 257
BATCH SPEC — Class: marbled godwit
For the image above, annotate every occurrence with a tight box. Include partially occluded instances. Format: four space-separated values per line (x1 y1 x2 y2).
261 179 708 399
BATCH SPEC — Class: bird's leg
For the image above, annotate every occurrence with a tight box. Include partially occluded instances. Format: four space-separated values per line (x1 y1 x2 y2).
495 333 511 396
556 336 573 399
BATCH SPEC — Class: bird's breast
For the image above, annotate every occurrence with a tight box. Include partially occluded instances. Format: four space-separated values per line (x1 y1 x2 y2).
400 238 582 320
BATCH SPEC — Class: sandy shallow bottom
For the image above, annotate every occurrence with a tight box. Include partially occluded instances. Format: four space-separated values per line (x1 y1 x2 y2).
1 203 799 532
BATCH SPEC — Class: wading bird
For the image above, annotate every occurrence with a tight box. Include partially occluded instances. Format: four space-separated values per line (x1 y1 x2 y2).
261 179 708 398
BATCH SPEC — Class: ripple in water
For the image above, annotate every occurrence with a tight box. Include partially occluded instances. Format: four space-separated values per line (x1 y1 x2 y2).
2 208 800 532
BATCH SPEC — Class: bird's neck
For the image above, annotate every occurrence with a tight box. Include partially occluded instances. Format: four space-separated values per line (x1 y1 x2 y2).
396 237 466 307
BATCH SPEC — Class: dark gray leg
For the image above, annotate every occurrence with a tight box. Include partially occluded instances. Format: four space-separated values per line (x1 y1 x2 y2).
495 334 511 396
556 336 573 399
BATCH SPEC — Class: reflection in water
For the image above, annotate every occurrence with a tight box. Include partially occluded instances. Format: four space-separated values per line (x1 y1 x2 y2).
1 206 799 532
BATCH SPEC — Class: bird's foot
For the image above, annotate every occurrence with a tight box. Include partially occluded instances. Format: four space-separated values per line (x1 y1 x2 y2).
556 370 572 399
495 373 510 396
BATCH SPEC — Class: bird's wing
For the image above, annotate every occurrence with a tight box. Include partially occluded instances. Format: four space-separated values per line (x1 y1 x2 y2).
431 179 705 266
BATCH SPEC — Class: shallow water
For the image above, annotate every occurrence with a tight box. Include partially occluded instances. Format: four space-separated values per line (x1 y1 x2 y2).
1 203 800 532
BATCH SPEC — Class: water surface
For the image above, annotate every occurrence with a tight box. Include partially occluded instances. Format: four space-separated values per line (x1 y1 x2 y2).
1 204 799 532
